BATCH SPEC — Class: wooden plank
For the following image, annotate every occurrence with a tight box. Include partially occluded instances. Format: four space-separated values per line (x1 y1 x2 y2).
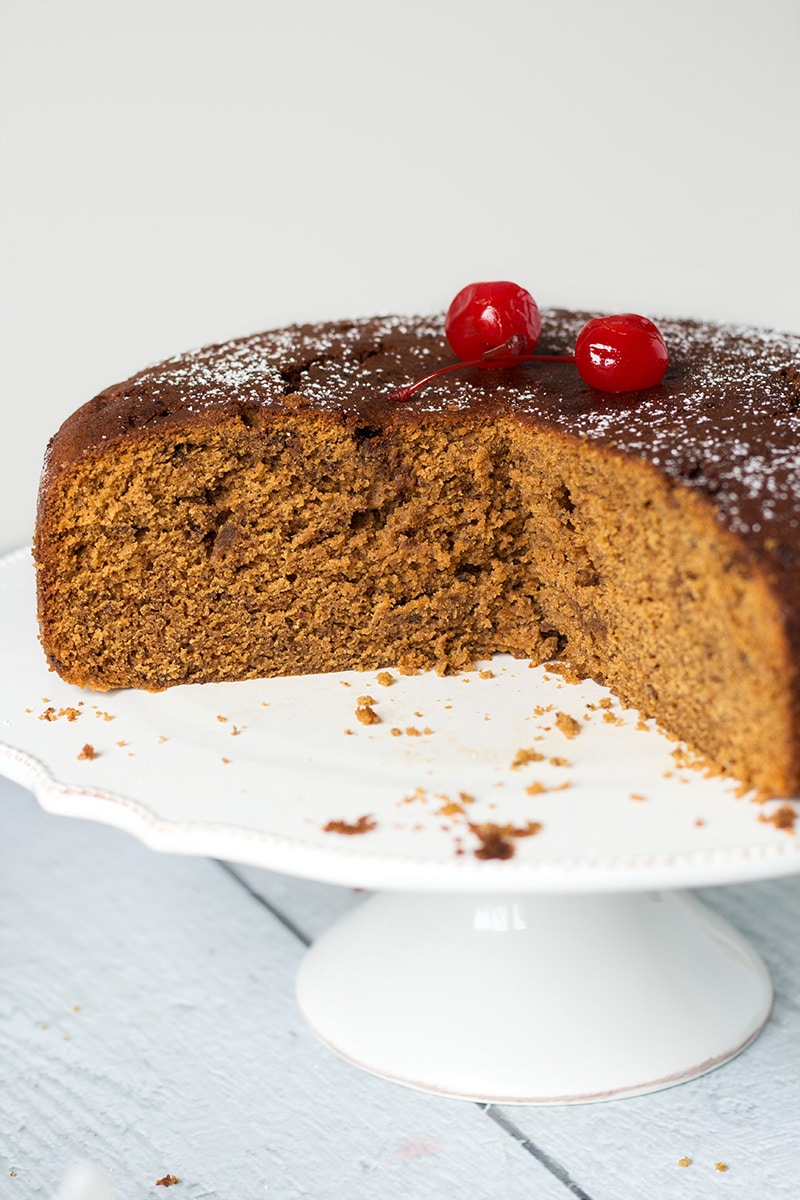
0 779 573 1200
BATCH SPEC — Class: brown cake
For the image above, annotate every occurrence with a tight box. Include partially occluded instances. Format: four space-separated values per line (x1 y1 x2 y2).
34 309 800 797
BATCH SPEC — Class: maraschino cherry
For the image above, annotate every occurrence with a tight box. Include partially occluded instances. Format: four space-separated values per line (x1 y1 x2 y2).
445 281 542 360
387 281 668 401
574 314 669 392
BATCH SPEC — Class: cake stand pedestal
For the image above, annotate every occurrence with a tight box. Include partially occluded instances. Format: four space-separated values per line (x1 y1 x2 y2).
296 888 771 1104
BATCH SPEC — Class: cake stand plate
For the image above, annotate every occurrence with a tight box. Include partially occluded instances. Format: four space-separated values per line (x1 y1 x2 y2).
1 548 797 1102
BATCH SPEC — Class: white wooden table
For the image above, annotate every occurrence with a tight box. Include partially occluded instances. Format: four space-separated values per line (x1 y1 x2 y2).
1 773 798 1199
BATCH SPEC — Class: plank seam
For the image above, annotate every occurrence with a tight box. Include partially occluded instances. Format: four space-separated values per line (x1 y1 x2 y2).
217 861 312 946
480 1104 596 1200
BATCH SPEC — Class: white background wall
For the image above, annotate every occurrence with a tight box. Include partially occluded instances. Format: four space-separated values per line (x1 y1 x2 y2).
1 0 798 555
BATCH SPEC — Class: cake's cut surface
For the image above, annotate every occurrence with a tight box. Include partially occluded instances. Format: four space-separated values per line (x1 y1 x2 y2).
34 310 800 797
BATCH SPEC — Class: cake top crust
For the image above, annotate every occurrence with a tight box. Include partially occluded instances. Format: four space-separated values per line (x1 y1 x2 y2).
43 309 800 553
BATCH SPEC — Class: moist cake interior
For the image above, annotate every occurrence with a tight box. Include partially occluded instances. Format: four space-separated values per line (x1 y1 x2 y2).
37 405 792 798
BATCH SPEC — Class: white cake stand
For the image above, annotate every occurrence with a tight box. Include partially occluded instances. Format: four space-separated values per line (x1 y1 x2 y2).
2 548 797 1103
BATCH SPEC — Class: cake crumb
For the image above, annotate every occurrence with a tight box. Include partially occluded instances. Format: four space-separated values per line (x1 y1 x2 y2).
525 781 547 796
677 1156 691 1168
405 726 421 736
547 661 583 684
714 1162 729 1173
376 671 394 686
549 756 570 767
356 705 380 725
630 792 646 802
216 714 228 723
511 747 545 769
479 669 494 679
758 804 796 833
39 707 57 722
58 706 81 722
156 1176 180 1188
555 712 581 739
357 695 376 706
390 727 402 736
77 744 97 760
323 814 376 835
401 787 428 805
470 820 542 860
221 757 231 764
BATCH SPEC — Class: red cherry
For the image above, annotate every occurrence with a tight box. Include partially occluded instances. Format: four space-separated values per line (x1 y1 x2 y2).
445 281 542 362
574 314 668 392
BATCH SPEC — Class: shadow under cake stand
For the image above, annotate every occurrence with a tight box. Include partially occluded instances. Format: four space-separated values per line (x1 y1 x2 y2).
2 547 797 1103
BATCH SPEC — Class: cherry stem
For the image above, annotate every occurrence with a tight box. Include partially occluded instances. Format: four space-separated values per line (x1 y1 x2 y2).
386 341 576 403
483 333 528 359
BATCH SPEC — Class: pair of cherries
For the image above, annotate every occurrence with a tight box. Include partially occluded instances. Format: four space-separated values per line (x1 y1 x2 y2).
388 281 669 402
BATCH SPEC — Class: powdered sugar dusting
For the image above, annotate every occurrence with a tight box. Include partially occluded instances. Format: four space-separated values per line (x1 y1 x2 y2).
101 309 800 542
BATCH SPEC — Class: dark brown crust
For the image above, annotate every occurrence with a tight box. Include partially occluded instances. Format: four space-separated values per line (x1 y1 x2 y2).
39 309 800 544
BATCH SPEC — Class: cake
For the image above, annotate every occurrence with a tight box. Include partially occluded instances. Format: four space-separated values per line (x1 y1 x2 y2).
34 308 800 797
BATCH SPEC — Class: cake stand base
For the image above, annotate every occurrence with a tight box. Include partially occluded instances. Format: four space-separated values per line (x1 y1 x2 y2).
296 889 772 1104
